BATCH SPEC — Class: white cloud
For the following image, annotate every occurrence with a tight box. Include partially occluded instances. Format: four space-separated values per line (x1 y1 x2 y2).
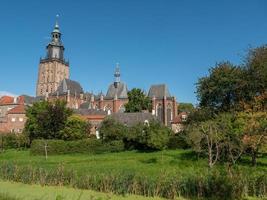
0 91 17 97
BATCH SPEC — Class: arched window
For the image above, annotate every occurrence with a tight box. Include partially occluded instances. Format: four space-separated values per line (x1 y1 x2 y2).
167 103 172 126
156 104 163 122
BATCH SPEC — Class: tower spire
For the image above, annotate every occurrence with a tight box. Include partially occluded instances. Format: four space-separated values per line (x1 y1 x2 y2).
114 63 120 84
53 14 60 33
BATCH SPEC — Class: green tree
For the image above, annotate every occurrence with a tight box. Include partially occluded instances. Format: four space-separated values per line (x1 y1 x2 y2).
186 113 244 167
196 62 244 112
59 115 91 141
24 100 72 143
125 120 171 151
245 45 267 102
99 117 127 142
125 88 151 112
178 102 194 113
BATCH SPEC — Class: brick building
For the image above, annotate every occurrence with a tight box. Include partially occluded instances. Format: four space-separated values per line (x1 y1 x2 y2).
34 19 179 127
0 96 31 133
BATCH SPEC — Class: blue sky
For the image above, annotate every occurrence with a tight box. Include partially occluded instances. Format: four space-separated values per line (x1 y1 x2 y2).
0 0 267 104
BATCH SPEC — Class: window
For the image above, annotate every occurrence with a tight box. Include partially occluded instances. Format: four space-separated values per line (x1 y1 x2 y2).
181 115 187 122
11 118 16 122
19 118 23 122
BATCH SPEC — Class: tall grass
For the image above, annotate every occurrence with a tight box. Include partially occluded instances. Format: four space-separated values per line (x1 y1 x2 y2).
0 162 266 200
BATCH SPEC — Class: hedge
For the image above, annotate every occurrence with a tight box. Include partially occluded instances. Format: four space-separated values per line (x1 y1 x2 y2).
0 133 29 150
30 139 124 155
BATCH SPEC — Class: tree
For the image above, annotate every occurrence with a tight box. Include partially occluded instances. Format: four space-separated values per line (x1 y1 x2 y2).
125 120 171 151
59 115 91 141
99 117 127 142
196 62 245 112
125 88 151 112
186 113 244 168
178 102 194 113
24 100 72 143
244 45 267 102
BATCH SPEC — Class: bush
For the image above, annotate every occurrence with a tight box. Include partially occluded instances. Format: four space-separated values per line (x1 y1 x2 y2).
30 139 124 155
0 133 29 150
167 132 189 149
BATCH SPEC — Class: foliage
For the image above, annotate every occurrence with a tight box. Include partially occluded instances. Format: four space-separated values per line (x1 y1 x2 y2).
236 111 267 166
0 133 29 150
186 113 245 167
244 45 267 102
99 118 127 142
167 132 189 149
124 120 171 151
196 61 244 112
24 100 73 143
125 88 151 112
178 102 194 113
30 139 124 155
59 115 91 141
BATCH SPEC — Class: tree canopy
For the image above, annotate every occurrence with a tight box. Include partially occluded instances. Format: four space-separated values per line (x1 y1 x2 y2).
125 88 151 112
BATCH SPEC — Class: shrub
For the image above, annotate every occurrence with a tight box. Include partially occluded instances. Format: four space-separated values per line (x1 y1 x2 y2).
167 132 189 149
30 139 124 155
124 120 171 151
0 133 29 150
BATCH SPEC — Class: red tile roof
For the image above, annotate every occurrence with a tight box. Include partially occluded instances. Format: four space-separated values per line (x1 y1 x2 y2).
0 96 24 105
0 96 14 105
7 105 26 114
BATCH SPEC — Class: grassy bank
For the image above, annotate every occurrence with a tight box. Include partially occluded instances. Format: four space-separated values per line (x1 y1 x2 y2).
0 150 266 199
0 180 167 200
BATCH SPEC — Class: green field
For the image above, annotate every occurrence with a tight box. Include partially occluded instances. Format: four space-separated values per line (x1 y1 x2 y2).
0 149 266 199
0 180 169 200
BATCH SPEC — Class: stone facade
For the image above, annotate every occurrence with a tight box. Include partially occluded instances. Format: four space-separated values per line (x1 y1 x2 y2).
36 18 69 97
36 59 69 96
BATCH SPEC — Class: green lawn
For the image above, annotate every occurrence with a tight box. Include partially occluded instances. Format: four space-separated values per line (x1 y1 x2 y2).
0 149 266 199
0 149 266 177
0 180 169 200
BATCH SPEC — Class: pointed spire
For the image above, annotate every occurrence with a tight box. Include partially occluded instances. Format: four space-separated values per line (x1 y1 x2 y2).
114 62 121 84
53 14 60 33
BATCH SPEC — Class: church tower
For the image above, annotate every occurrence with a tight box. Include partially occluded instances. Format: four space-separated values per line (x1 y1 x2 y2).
36 17 70 96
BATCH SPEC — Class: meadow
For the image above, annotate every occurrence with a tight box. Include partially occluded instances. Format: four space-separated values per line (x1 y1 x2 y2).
0 149 266 199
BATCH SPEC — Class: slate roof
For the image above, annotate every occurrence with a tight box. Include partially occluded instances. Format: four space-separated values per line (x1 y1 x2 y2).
110 112 157 126
148 84 171 99
55 79 83 96
74 108 107 116
106 82 128 99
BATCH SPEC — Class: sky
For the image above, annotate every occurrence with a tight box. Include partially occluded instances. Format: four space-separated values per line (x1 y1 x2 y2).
0 0 267 104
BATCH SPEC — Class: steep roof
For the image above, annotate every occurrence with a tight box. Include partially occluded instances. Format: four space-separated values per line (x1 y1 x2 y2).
106 82 128 99
0 96 24 105
7 105 26 114
148 84 171 99
55 79 83 96
110 112 156 126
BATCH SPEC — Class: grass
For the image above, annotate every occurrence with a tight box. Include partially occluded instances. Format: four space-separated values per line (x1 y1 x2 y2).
0 180 168 200
0 149 266 177
0 149 266 199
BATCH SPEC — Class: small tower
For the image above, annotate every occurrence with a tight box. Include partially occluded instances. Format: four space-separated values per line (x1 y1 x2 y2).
36 15 70 97
46 15 64 60
114 63 120 88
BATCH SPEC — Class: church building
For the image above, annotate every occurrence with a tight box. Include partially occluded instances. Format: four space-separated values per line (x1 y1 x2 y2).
35 19 178 127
